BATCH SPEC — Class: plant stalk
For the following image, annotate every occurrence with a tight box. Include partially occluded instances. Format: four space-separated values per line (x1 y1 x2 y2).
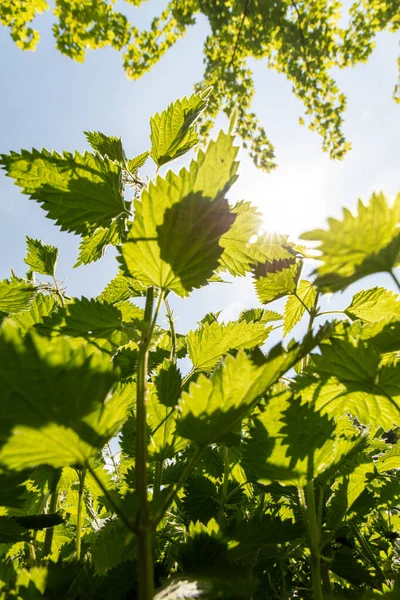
219 446 230 520
43 470 61 557
75 467 86 560
136 287 163 600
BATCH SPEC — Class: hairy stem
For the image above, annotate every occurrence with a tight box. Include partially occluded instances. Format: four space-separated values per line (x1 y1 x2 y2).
390 269 400 292
219 446 230 520
305 481 323 600
153 460 163 504
75 467 86 560
164 296 177 364
43 471 61 557
136 287 163 600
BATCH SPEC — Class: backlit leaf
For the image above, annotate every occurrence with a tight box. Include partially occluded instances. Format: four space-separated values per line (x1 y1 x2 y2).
254 259 301 304
119 130 239 296
24 236 59 277
187 319 271 372
74 220 123 267
345 287 400 322
84 131 125 163
0 279 37 313
150 90 210 167
283 280 317 336
0 149 126 235
7 293 56 333
301 192 400 292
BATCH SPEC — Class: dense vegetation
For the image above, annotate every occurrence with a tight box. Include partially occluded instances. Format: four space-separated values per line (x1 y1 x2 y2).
1 0 399 169
0 93 399 598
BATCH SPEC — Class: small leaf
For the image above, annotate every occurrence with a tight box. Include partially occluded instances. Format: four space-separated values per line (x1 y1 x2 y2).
239 308 282 323
254 259 301 304
74 220 122 267
345 287 400 322
301 192 400 292
99 272 146 303
84 131 126 163
150 89 210 167
126 151 149 173
24 236 59 277
187 319 271 372
154 359 182 407
147 385 187 462
0 279 37 313
283 280 316 336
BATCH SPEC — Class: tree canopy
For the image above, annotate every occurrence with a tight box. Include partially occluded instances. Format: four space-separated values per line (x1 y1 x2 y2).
1 0 399 169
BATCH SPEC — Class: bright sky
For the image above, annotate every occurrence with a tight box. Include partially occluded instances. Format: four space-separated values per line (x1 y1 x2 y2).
0 4 399 338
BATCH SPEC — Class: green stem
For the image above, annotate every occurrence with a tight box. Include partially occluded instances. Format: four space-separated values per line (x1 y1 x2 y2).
154 446 203 525
294 292 312 315
219 446 230 520
182 368 196 387
305 480 323 600
153 460 163 504
75 468 86 560
390 269 400 292
315 310 345 317
136 287 164 600
106 443 120 482
52 276 65 306
164 296 177 364
43 471 61 557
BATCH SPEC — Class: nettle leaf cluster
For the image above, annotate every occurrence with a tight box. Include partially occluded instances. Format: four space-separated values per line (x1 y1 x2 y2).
0 92 400 600
1 0 399 170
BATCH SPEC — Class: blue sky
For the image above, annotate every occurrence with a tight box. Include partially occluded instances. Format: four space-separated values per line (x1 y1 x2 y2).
0 3 399 338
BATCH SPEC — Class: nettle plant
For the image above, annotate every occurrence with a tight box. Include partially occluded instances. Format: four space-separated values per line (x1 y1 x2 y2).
0 91 399 600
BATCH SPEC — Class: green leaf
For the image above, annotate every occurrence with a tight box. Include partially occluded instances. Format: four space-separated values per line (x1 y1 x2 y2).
182 476 220 523
41 297 135 353
0 279 37 313
74 220 123 267
345 287 400 322
7 293 56 333
154 579 211 600
187 319 271 372
126 151 149 173
119 129 239 296
242 387 363 487
24 236 59 277
147 385 187 462
13 513 64 530
326 454 376 528
254 259 301 304
0 516 31 543
84 131 125 163
301 192 400 292
297 332 400 429
375 442 400 472
283 279 317 336
239 308 282 323
99 272 146 303
177 327 328 448
219 202 295 276
150 89 210 167
0 149 126 235
154 359 182 407
0 323 117 470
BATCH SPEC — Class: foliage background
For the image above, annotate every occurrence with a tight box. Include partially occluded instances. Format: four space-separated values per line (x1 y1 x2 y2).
0 0 399 331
